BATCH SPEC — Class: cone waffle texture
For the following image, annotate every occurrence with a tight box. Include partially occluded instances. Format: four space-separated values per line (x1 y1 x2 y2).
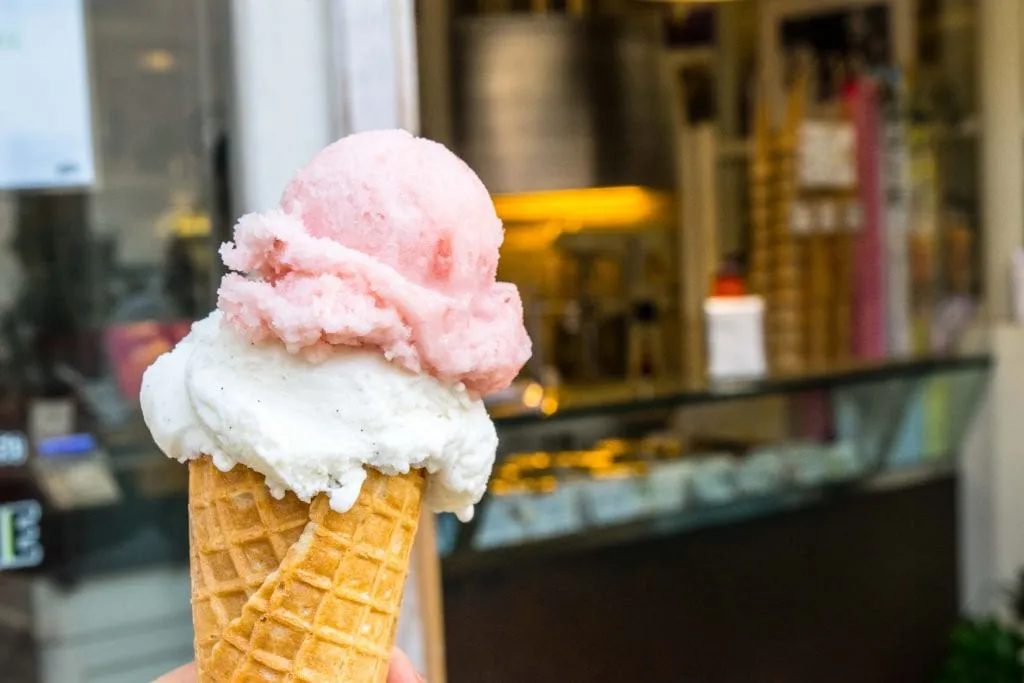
189 459 310 670
188 457 425 683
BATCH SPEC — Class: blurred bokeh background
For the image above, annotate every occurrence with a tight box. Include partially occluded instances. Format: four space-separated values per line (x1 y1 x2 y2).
1 0 1022 681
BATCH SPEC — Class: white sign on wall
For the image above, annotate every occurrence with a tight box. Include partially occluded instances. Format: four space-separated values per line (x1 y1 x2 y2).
0 0 95 190
0 499 43 571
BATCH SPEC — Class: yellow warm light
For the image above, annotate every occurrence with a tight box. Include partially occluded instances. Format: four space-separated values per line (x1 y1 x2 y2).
595 439 630 455
589 449 616 464
636 0 740 6
497 462 520 479
139 49 176 73
522 382 544 409
540 396 559 416
530 476 559 494
594 464 646 480
527 452 551 469
493 186 671 228
501 220 565 252
553 452 579 468
175 211 211 238
491 479 525 496
505 451 551 471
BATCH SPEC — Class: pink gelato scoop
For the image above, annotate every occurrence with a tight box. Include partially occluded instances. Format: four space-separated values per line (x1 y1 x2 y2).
217 129 531 395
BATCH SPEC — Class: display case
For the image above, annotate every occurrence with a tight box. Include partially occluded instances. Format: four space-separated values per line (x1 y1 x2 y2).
441 355 988 570
439 355 989 683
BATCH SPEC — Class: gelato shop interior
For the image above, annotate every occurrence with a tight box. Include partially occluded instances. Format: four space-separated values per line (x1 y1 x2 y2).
0 0 1022 682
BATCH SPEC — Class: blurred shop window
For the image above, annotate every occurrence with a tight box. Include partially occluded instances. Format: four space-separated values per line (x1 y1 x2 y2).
0 0 229 602
1 0 230 412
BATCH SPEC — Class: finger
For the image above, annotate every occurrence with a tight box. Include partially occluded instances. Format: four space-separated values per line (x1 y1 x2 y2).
152 662 197 683
388 648 425 683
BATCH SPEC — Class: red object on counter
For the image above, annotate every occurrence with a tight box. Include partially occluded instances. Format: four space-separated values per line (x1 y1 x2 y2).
712 274 747 297
105 321 191 402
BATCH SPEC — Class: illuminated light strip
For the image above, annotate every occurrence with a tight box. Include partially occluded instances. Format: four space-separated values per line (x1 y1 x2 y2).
37 432 97 457
492 186 673 228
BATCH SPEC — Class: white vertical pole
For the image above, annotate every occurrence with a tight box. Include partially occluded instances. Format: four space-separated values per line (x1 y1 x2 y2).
229 0 334 213
979 0 1022 321
327 0 419 135
966 327 1024 611
991 329 1024 585
961 0 1024 614
229 0 423 214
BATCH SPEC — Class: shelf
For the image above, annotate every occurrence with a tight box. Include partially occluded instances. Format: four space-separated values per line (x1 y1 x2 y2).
494 354 991 427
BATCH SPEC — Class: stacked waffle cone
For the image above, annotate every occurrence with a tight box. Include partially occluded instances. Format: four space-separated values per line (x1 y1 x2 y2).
188 457 425 682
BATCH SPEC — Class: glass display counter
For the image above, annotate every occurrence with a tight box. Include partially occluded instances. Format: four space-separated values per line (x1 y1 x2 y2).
441 355 989 683
441 354 990 574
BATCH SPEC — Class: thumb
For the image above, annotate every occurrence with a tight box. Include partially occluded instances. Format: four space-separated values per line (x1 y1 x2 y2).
152 662 197 683
388 648 425 683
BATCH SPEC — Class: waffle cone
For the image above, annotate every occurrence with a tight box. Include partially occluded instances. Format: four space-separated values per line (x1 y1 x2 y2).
188 457 425 682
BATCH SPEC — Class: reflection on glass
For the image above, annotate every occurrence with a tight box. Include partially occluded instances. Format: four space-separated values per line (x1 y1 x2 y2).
442 360 988 563
0 0 229 579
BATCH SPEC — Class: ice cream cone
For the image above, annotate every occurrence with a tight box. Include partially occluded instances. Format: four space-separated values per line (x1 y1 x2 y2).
188 458 311 675
143 131 532 681
188 456 425 683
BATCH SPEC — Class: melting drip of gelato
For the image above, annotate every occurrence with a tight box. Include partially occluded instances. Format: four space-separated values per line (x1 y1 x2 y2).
141 130 531 519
